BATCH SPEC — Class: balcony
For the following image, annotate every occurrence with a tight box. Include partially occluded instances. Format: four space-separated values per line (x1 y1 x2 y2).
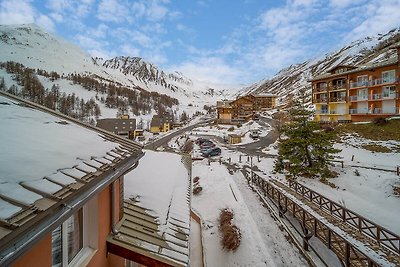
350 78 397 88
350 81 369 88
349 107 396 114
370 94 381 100
370 78 396 86
349 108 368 114
350 95 368 101
314 98 328 103
329 84 347 91
382 107 397 114
382 93 397 99
329 97 347 103
314 87 327 93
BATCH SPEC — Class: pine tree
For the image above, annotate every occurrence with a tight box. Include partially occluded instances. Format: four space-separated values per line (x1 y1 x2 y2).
0 77 5 91
274 90 340 179
180 111 188 122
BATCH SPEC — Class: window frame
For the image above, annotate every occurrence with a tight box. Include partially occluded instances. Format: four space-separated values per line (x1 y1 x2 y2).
52 196 98 267
382 70 395 83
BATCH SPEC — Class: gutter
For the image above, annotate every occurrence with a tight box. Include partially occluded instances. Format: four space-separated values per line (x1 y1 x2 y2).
111 160 140 235
0 152 144 266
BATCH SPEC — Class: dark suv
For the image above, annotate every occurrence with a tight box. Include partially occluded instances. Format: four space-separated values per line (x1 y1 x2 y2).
202 147 221 157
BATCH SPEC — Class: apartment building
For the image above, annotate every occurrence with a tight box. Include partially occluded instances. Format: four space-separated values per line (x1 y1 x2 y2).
217 93 276 123
311 45 400 122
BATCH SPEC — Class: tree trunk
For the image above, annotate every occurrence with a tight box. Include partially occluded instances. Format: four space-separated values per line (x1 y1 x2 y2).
305 146 313 167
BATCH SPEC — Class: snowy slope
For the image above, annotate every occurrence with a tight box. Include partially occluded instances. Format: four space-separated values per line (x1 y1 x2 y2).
240 28 400 106
0 24 231 108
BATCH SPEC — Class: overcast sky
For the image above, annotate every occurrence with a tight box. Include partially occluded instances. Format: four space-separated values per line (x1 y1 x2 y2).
1 0 400 86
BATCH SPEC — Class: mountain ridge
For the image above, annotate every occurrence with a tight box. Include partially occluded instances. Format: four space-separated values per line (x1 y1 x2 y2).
240 28 400 106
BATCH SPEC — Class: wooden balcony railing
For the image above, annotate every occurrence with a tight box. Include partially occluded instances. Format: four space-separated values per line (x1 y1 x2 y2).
288 180 400 254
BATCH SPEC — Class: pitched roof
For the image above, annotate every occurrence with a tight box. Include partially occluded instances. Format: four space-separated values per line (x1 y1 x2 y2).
309 57 398 81
0 91 143 265
216 100 232 108
107 151 191 266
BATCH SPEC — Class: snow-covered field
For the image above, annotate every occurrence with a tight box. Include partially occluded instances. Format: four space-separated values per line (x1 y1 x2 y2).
192 160 308 267
163 119 400 265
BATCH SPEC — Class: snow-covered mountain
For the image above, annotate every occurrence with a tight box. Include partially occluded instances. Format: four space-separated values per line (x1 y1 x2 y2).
240 28 400 106
0 24 231 108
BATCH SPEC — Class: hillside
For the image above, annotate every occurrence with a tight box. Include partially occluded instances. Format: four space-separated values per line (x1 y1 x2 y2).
240 28 400 106
0 24 230 123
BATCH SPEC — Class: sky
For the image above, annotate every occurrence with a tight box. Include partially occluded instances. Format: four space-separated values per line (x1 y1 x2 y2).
0 0 400 86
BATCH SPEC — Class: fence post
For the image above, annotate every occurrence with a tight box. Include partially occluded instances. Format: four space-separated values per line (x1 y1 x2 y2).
341 161 344 168
239 155 242 163
397 166 399 176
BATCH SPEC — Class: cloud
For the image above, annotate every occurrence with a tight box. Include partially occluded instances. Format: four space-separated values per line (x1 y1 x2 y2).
345 0 400 40
0 0 35 24
170 57 243 84
0 0 55 32
97 0 129 22
120 44 140 57
36 14 55 32
74 33 114 58
45 0 94 18
329 0 365 8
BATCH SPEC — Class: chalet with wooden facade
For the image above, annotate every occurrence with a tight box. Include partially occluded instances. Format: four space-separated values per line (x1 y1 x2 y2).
217 93 276 124
311 45 400 122
216 100 233 124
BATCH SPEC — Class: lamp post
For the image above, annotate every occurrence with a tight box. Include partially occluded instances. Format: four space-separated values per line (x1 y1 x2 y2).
250 156 253 182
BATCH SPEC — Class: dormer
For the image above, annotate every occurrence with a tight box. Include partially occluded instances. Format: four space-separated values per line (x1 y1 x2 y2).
327 65 357 75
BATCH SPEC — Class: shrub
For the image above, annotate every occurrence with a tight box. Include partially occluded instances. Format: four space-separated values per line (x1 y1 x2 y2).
372 117 387 126
219 209 241 251
193 186 203 195
227 126 234 131
193 176 200 183
354 169 360 176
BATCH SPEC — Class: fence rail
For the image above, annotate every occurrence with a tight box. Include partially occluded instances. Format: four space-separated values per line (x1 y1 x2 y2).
246 172 399 267
287 180 400 254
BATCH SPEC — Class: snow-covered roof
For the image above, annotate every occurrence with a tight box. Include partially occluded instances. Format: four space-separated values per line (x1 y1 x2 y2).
0 91 143 262
250 93 277 97
310 57 398 81
216 100 232 108
108 150 191 266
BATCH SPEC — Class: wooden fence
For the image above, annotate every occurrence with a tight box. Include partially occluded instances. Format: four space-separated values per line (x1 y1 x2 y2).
288 180 400 254
246 172 399 267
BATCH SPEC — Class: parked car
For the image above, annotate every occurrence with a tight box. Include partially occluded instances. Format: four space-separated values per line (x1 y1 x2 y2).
200 142 216 150
202 147 221 157
196 138 209 145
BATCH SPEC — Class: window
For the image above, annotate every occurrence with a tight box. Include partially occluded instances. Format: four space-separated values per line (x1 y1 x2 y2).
357 75 368 86
52 210 83 267
321 105 328 114
357 88 368 100
382 70 395 83
383 85 396 98
51 197 98 267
